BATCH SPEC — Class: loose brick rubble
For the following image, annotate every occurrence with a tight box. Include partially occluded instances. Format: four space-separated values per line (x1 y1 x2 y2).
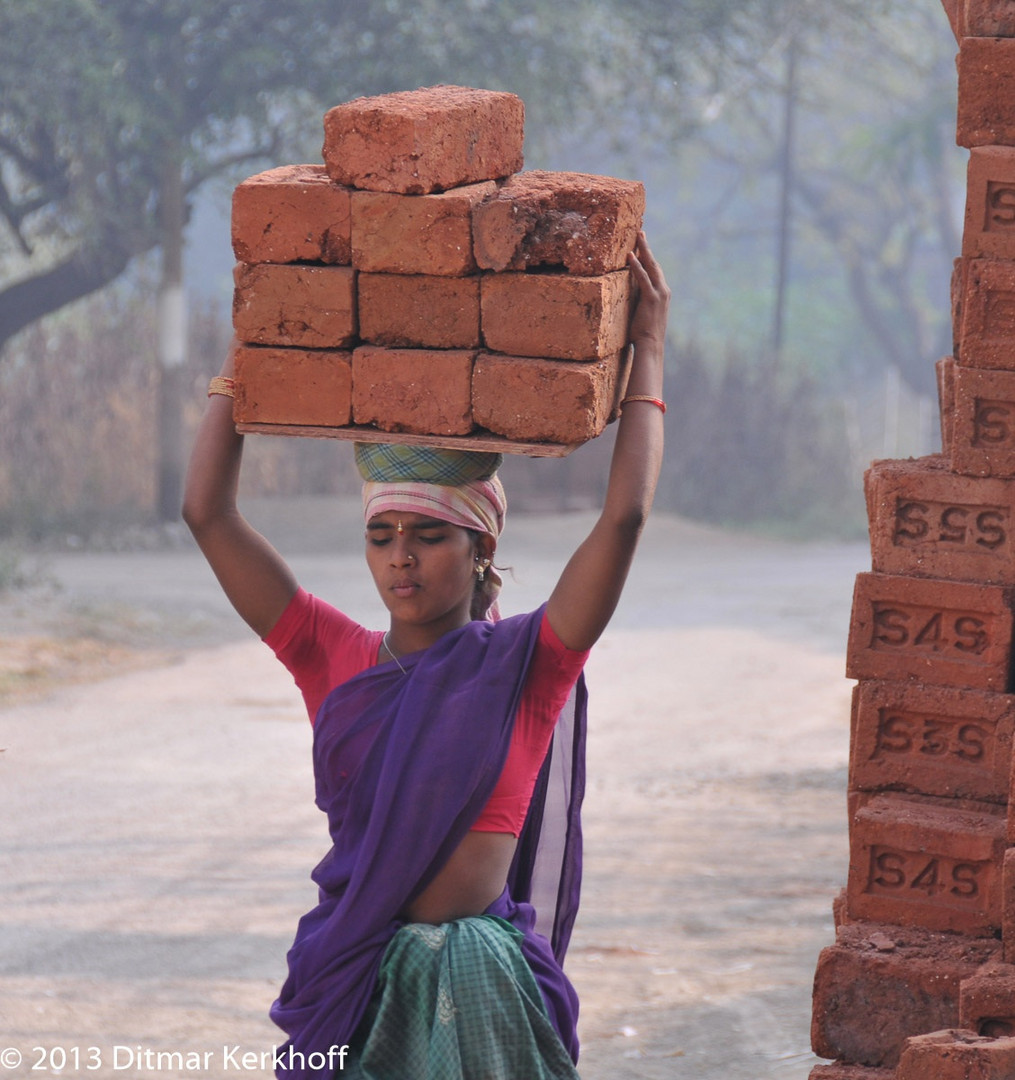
895 1029 1015 1079
811 922 1000 1069
960 966 1015 1034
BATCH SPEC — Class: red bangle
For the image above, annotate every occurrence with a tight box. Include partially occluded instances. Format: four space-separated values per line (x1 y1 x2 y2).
620 395 666 414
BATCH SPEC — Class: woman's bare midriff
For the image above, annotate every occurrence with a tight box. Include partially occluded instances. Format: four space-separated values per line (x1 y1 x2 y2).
402 830 518 925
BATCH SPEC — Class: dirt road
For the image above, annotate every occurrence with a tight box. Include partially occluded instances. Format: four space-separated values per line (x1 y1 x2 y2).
0 500 863 1078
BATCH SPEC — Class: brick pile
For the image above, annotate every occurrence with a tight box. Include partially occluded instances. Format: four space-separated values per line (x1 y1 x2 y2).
228 85 645 455
809 5 1015 1078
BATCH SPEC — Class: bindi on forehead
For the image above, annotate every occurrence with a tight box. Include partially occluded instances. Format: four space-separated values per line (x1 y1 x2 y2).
366 515 449 534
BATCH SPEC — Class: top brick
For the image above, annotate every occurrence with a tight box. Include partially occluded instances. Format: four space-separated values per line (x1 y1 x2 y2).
322 85 525 195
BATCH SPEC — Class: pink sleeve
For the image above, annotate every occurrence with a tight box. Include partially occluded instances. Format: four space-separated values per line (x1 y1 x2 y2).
516 612 590 738
263 588 382 724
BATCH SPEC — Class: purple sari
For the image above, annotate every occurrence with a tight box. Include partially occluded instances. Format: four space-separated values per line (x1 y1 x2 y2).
269 606 587 1078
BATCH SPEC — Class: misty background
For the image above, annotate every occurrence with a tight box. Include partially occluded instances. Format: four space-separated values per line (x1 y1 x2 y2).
0 0 961 546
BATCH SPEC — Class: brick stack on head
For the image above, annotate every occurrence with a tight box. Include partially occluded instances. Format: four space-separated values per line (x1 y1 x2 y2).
228 85 646 454
808 5 1015 1079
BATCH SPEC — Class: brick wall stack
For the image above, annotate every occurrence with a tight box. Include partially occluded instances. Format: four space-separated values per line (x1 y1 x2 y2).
228 85 645 455
809 6 1015 1078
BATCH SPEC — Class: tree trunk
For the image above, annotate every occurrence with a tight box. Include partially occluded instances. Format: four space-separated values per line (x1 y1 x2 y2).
0 241 133 356
156 152 187 523
771 32 798 375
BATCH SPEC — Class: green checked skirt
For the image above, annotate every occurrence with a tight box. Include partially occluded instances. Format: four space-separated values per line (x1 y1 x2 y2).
344 916 581 1080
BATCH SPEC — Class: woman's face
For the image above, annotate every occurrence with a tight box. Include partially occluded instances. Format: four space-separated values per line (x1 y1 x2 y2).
365 510 488 634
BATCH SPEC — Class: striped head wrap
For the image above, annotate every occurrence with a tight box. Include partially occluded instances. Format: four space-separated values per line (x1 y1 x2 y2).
356 444 506 537
356 443 508 618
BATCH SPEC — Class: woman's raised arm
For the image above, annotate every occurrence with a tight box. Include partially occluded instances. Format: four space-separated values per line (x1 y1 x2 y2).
182 339 299 638
545 232 670 651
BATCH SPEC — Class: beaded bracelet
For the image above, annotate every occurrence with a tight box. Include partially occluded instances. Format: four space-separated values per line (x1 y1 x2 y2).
208 376 236 399
620 394 666 414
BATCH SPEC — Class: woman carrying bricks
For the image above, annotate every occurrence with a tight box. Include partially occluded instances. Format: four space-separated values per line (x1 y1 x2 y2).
182 232 669 1079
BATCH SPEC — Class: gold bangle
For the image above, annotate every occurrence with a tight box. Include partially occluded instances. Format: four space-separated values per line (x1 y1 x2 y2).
620 394 666 414
208 376 236 399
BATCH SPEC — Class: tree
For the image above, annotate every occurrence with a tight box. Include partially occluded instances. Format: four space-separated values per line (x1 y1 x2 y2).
0 0 628 514
1 0 928 520
623 0 957 396
0 0 841 356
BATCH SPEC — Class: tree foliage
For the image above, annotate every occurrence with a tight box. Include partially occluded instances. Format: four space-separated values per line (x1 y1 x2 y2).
629 0 958 396
0 0 830 354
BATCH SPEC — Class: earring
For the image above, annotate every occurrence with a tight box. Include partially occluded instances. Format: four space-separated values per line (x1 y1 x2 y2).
475 556 491 582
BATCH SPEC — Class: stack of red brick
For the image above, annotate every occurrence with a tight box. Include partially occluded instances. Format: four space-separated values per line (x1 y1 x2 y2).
228 85 645 453
809 5 1015 1078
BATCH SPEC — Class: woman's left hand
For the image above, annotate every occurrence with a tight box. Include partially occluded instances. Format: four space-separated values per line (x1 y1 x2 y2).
626 231 671 353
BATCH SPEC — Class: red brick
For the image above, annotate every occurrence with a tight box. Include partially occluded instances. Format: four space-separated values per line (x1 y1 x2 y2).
966 1 1015 37
845 793 1006 934
232 263 357 349
960 967 1015 1035
357 273 480 349
1004 850 1015 959
480 270 631 361
939 356 957 455
472 352 625 445
351 183 495 275
895 1029 1015 1079
958 38 1015 148
850 680 1014 804
942 0 962 40
845 572 1015 691
952 259 967 360
351 346 475 436
962 148 1015 259
958 258 1015 370
231 164 351 265
233 345 352 427
952 366 1015 477
864 456 1015 584
322 85 524 195
472 170 645 275
811 921 1000 1067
